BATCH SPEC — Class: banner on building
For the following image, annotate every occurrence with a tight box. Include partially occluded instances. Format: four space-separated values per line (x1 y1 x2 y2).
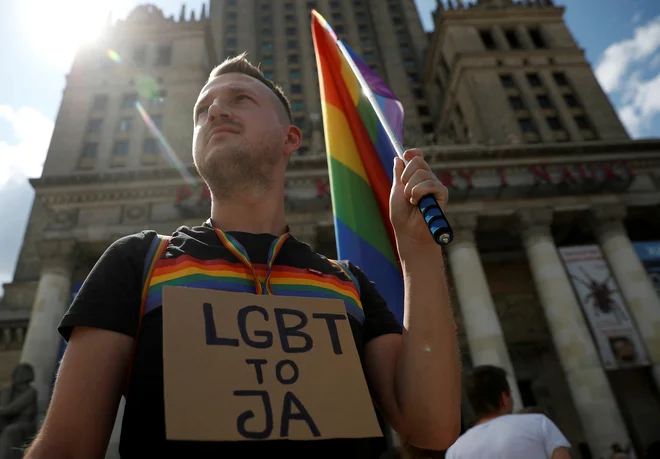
559 245 649 370
633 241 660 300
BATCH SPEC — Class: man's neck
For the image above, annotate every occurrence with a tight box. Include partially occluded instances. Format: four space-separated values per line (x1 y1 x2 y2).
210 193 287 235
474 411 507 426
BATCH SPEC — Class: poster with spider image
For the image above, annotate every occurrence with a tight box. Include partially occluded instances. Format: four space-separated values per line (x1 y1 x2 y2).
559 245 649 370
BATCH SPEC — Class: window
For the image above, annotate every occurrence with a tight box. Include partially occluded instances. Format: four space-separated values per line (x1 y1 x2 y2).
330 0 340 8
564 94 579 108
262 28 272 37
287 40 297 50
393 17 402 26
364 51 375 61
228 12 237 20
509 96 524 110
361 38 372 47
227 38 237 47
92 95 108 110
133 46 146 65
307 1 317 9
288 54 299 64
537 95 552 109
261 16 270 25
547 116 563 131
332 13 342 21
82 142 98 158
526 73 542 87
404 58 416 68
575 115 591 130
285 2 295 10
228 0 236 5
113 141 129 156
335 25 345 33
262 56 274 65
155 45 172 66
227 25 237 33
529 28 546 48
121 93 138 109
417 106 430 117
118 117 133 132
285 14 296 23
291 84 302 94
407 72 419 84
262 42 273 51
291 100 304 112
359 24 369 33
553 72 569 86
414 88 424 99
150 115 163 129
294 117 306 129
151 90 166 106
290 69 301 79
422 122 434 134
263 71 274 80
87 119 102 133
504 29 521 49
500 74 515 88
144 138 159 154
480 29 496 50
518 118 536 133
286 27 296 36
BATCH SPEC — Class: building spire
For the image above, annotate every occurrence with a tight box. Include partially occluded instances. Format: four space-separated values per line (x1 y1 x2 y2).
456 0 465 9
190 9 196 21
179 4 186 21
201 3 207 19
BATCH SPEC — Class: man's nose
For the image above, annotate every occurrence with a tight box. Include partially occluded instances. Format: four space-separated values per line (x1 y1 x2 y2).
208 100 232 123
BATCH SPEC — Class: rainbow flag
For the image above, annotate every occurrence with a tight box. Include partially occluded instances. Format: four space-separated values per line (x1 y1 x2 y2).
311 10 405 323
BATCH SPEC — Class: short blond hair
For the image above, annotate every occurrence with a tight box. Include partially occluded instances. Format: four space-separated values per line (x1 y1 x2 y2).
207 52 293 123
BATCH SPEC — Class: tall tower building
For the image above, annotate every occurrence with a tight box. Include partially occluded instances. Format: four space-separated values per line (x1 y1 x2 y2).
423 0 629 145
210 0 436 149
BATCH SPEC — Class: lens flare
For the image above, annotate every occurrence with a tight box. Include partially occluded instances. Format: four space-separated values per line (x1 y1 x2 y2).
106 49 121 63
135 101 195 185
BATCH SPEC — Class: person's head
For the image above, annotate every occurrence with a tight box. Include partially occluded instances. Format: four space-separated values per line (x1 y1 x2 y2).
192 53 302 200
11 363 34 386
466 365 514 419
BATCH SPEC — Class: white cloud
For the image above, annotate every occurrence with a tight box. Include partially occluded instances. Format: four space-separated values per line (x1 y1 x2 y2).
632 12 643 25
0 106 52 298
594 16 660 138
594 16 660 94
0 105 54 185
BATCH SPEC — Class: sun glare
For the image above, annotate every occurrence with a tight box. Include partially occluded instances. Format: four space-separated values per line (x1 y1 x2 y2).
18 0 125 67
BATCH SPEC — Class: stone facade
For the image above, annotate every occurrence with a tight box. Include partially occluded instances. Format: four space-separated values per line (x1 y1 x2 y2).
1 1 660 459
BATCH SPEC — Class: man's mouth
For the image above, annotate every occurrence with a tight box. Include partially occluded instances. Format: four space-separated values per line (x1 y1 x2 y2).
209 126 240 140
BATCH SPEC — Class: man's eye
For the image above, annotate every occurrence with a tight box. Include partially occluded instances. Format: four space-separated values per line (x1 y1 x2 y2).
237 94 251 101
196 107 207 118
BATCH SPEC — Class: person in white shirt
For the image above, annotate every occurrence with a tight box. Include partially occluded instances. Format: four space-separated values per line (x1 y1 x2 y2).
446 365 571 459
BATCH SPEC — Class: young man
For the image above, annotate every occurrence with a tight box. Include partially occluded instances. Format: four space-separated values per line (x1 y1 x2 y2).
446 365 571 459
24 55 461 459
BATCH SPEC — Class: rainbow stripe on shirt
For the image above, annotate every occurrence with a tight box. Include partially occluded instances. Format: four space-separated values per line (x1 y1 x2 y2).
143 255 364 323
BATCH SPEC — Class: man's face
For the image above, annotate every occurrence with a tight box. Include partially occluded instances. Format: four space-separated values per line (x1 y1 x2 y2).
192 72 300 198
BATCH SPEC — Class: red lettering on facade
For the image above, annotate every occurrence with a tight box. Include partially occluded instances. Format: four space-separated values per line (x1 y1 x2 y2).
316 179 330 197
437 171 455 188
531 166 551 184
498 168 508 187
459 170 475 189
197 187 211 205
578 164 596 181
560 165 577 183
175 186 192 206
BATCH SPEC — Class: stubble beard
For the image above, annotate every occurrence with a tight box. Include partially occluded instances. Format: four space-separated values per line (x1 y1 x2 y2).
196 134 281 201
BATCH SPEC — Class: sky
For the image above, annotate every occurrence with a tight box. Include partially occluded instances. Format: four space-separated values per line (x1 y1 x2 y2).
0 0 659 297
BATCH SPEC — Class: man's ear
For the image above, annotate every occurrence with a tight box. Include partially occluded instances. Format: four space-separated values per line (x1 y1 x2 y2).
284 124 303 156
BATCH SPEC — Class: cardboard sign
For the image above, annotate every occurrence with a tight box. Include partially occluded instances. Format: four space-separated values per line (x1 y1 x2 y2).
162 286 383 442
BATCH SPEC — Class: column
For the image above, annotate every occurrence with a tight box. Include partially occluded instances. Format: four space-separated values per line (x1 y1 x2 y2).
20 239 78 413
592 204 660 389
446 214 523 411
518 209 631 459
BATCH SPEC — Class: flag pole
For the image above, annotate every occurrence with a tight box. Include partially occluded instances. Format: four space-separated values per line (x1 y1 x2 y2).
335 40 453 246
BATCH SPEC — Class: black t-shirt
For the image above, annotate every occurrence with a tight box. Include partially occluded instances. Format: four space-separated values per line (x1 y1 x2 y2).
58 222 402 458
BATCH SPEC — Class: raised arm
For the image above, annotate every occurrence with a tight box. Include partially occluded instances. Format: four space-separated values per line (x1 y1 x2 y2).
364 149 461 450
24 326 133 459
